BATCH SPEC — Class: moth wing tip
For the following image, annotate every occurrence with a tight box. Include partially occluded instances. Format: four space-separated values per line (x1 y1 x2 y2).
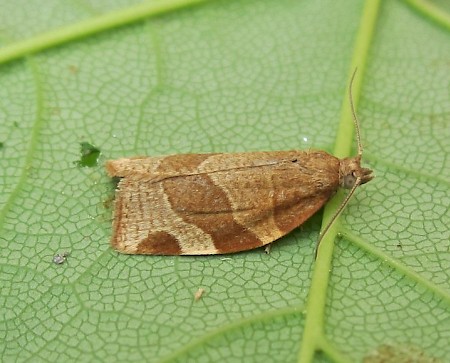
105 159 121 177
109 236 136 255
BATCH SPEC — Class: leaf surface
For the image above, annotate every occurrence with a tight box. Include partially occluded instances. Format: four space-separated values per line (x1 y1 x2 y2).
0 0 449 362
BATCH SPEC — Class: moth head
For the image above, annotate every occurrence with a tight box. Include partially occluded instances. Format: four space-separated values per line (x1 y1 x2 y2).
315 68 375 260
339 156 374 189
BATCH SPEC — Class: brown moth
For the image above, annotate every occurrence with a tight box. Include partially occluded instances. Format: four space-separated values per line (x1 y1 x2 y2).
106 71 373 255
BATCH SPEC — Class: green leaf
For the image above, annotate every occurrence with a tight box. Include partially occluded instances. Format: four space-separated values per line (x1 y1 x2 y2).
0 0 449 362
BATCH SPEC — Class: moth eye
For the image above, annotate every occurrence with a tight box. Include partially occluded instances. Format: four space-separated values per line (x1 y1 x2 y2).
343 174 356 189
291 159 298 163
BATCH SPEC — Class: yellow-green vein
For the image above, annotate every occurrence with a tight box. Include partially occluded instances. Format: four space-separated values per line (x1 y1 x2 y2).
0 60 44 230
318 336 353 363
341 227 450 304
160 305 304 363
298 0 382 362
0 0 211 65
403 0 450 31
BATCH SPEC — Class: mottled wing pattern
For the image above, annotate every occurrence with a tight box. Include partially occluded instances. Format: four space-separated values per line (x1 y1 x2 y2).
106 151 340 255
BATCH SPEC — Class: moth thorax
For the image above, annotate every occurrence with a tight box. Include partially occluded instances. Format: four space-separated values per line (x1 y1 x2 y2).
339 156 374 189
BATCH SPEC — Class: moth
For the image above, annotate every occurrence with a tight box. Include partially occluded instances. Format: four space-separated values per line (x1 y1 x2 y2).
106 71 373 255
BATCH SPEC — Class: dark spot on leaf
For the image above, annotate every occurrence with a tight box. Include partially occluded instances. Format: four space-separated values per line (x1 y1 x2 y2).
363 344 442 363
103 194 115 209
77 142 101 167
69 65 78 74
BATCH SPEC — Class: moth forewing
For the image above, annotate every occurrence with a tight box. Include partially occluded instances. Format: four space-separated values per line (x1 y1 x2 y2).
106 150 343 255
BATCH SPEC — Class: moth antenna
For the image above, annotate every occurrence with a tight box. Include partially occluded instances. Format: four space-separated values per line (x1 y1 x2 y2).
349 67 363 156
314 177 362 259
314 68 365 258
